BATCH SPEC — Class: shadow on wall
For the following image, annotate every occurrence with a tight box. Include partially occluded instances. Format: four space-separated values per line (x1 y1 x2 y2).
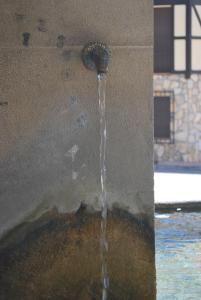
0 205 155 300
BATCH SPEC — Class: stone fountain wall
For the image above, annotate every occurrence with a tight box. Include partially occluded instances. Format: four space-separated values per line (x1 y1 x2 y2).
154 74 201 163
0 1 155 299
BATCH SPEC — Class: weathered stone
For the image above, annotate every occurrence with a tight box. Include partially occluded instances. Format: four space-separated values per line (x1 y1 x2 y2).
183 154 189 162
192 74 198 82
154 73 201 163
197 141 201 150
192 88 198 96
157 145 164 157
194 113 201 123
189 135 196 143
171 81 179 89
174 88 182 95
0 207 155 300
163 80 170 89
0 0 155 297
187 80 193 89
0 0 153 47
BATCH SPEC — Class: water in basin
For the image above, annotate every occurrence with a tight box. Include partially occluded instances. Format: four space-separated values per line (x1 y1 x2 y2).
155 212 201 299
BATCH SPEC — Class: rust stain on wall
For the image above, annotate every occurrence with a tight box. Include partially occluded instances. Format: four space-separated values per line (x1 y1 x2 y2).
0 206 155 300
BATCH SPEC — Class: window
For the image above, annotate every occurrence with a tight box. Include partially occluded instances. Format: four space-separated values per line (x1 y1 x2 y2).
154 1 201 78
154 91 174 143
154 6 173 72
154 96 171 139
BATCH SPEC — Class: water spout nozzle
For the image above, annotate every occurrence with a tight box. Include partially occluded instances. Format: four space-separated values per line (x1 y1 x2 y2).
82 42 111 75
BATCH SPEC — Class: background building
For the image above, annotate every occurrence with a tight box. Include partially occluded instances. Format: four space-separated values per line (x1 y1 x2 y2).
154 0 201 163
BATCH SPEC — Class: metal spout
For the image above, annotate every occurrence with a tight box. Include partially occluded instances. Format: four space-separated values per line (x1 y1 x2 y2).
82 42 111 74
90 45 110 74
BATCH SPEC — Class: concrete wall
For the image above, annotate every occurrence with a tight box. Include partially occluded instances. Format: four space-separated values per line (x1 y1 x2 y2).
154 74 201 163
0 1 155 299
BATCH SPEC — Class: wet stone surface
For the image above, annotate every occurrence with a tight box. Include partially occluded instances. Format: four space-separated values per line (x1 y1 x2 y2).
0 206 155 300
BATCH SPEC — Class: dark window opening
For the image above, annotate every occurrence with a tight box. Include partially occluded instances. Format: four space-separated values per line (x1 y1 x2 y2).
154 7 173 72
154 96 171 140
154 2 201 77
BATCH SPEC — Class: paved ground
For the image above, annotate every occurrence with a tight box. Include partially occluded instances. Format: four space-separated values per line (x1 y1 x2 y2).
154 165 201 204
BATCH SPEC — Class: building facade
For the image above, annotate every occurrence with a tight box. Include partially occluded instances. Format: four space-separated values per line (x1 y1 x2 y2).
154 0 201 163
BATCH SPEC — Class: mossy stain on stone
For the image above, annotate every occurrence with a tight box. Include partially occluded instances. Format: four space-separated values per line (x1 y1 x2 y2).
0 206 156 300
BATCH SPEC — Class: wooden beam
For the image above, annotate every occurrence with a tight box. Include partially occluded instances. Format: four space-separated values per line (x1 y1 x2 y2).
154 0 187 5
186 1 192 78
155 0 201 5
193 4 201 27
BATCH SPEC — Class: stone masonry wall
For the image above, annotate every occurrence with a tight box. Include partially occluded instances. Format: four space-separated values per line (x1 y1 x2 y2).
154 74 201 163
0 1 155 299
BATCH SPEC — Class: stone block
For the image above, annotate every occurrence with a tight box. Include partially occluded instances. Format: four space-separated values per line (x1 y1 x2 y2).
0 0 155 298
0 47 154 234
0 0 152 47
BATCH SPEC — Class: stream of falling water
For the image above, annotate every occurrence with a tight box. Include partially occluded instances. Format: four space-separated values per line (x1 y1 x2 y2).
98 73 109 300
